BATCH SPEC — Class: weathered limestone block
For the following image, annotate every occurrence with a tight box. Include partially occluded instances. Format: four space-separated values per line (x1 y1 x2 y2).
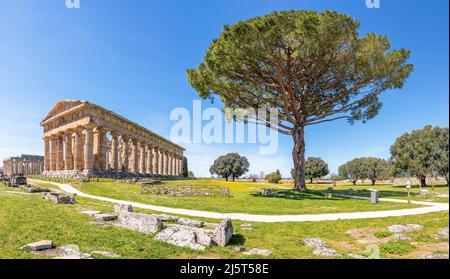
262 188 275 197
43 192 76 204
303 238 341 257
243 248 272 256
21 240 53 251
166 224 214 247
117 212 163 234
435 227 449 240
155 225 208 250
212 218 233 247
387 224 423 233
151 214 180 222
177 218 204 228
114 204 133 214
94 213 117 221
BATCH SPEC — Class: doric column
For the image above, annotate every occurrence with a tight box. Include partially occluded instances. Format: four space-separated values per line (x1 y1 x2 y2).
64 132 73 171
50 137 57 171
83 126 94 173
94 128 107 171
178 155 183 176
169 153 173 176
159 151 164 175
174 156 178 176
111 132 119 171
122 137 129 172
159 149 165 175
163 151 169 175
55 135 64 171
129 139 138 173
44 138 50 171
153 147 159 175
73 130 83 171
146 145 153 175
139 142 146 174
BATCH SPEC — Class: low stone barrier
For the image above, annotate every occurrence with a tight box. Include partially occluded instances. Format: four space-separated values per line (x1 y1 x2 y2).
43 192 76 204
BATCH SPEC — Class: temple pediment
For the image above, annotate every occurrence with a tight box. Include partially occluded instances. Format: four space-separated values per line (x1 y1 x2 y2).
41 100 86 123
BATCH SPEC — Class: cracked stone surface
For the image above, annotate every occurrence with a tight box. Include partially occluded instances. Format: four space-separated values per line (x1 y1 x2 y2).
392 233 412 241
387 224 423 233
155 225 207 250
303 238 340 257
20 240 53 252
93 213 117 221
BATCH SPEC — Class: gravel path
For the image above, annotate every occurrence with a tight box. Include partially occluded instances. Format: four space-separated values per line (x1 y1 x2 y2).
29 179 449 223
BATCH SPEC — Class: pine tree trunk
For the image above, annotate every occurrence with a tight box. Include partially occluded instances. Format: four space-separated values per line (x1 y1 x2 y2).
292 126 307 191
371 179 376 186
310 178 313 184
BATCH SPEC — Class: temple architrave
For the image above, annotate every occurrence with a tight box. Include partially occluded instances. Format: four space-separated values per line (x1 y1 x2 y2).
2 155 44 176
40 100 185 179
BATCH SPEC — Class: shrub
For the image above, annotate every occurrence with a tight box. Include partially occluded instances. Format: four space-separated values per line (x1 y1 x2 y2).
265 170 282 184
375 231 393 238
380 241 414 255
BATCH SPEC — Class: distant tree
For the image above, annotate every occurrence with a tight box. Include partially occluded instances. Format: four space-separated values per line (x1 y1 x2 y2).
304 157 329 183
431 127 449 185
391 125 449 187
210 153 250 181
182 157 189 178
187 10 413 191
338 158 365 185
359 157 392 185
187 171 195 178
266 170 282 184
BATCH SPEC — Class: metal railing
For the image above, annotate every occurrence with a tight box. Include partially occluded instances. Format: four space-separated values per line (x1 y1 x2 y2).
141 181 230 197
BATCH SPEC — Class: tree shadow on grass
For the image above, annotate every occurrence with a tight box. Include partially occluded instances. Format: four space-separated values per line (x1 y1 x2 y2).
249 189 355 201
390 184 449 189
229 234 246 246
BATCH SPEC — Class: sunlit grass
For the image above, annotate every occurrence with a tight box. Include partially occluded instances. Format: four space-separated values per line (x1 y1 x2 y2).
0 182 448 259
63 179 425 215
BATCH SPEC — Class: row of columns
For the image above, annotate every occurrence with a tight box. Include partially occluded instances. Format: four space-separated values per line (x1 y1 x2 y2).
44 126 183 176
3 159 44 176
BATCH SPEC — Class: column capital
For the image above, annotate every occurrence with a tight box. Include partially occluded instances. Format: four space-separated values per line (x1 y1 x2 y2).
110 131 119 138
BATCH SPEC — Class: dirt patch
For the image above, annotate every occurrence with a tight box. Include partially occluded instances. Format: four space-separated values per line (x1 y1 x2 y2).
412 242 449 251
346 228 391 244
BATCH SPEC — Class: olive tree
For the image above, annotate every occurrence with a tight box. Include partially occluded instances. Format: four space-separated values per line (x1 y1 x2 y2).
391 125 449 187
338 158 365 185
360 157 392 185
187 10 413 190
291 157 329 183
209 153 250 181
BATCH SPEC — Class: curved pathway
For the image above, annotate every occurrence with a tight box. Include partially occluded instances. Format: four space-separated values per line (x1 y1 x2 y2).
30 179 449 223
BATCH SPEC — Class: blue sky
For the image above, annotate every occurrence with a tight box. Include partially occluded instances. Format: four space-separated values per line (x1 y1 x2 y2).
0 0 448 177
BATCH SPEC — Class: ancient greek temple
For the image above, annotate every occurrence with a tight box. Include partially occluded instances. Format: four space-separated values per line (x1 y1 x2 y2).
2 155 44 176
41 100 185 179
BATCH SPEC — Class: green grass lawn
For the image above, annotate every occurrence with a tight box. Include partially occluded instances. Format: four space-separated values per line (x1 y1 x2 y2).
64 179 424 215
0 182 448 259
305 181 450 203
